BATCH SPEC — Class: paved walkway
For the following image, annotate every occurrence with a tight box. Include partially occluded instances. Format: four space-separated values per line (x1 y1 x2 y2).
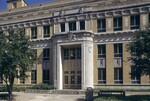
13 92 85 101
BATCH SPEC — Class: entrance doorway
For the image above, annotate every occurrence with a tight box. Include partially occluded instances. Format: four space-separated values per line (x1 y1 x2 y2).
62 46 81 89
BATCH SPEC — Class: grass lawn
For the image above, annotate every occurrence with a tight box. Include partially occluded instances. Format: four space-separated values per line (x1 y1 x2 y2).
93 95 150 101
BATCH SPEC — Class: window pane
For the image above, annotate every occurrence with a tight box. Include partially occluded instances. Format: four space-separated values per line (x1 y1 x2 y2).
97 19 106 32
31 27 37 39
43 48 50 60
70 48 75 59
80 20 85 30
43 25 50 38
76 48 81 59
64 49 69 59
61 23 65 32
69 21 76 31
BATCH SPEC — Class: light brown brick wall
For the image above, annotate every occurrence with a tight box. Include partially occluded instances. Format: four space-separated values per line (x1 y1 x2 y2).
140 13 148 29
92 19 97 33
37 49 43 84
106 43 114 84
37 26 43 39
54 24 59 34
93 44 98 84
123 43 131 84
141 75 149 84
106 17 113 32
123 16 130 31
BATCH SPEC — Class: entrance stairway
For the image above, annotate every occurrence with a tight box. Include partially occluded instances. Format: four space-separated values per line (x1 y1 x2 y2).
53 89 85 94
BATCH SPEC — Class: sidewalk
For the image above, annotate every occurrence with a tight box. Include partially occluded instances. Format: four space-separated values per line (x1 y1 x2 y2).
13 92 85 101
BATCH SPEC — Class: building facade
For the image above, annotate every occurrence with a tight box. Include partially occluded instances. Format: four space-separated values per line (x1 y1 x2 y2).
0 0 150 90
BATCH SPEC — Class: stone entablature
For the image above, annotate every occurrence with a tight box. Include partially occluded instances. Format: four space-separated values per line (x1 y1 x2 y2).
0 0 150 31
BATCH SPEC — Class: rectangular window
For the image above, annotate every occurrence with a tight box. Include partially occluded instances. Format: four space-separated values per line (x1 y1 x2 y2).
114 43 122 57
76 48 81 59
31 27 37 39
114 17 122 31
70 48 75 59
80 20 85 30
98 68 106 84
64 49 69 60
130 15 140 30
69 21 76 31
31 70 37 84
64 48 81 60
98 45 106 58
131 67 140 84
60 23 65 32
43 48 50 60
43 70 50 84
97 19 106 32
43 25 50 38
13 2 17 8
98 45 106 84
149 13 150 23
114 68 123 84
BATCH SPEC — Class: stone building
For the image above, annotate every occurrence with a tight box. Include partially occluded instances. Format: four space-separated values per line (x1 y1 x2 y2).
0 0 150 90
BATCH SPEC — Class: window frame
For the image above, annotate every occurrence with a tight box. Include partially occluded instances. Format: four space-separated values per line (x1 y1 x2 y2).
69 21 76 31
113 17 122 31
97 18 106 32
43 25 50 38
130 15 140 30
31 27 37 39
79 20 85 30
43 48 50 60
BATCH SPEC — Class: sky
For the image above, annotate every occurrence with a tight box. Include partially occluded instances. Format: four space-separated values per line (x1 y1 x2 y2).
0 0 54 11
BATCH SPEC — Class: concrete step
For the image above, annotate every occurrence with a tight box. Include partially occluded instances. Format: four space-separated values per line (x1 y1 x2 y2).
52 89 85 94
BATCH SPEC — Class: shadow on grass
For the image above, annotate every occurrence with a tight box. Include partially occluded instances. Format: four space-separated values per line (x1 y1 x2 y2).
93 95 150 101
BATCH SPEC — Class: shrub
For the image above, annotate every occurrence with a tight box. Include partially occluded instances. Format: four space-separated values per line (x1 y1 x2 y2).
31 83 54 90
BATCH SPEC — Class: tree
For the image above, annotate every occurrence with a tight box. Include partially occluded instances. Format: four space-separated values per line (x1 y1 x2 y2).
0 29 36 100
127 27 150 76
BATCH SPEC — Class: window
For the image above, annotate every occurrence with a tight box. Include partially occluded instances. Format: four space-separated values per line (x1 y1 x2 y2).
43 25 50 38
98 45 106 84
70 48 75 59
114 68 123 84
130 15 140 30
43 70 50 84
114 17 122 31
149 13 150 23
131 67 140 84
60 23 65 32
64 49 69 59
64 48 81 60
31 27 37 39
98 45 106 58
77 48 81 59
80 20 85 30
31 70 36 84
97 19 106 32
0 31 3 39
114 43 122 57
98 68 106 84
13 2 17 8
69 21 76 31
43 48 50 60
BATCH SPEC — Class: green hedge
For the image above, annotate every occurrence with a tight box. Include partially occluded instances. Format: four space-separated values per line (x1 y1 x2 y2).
0 83 54 92
30 83 54 90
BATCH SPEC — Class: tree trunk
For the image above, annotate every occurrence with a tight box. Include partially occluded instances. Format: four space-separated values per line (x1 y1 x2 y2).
7 84 13 100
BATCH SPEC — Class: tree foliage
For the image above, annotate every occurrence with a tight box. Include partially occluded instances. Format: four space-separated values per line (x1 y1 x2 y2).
127 27 150 76
0 28 36 100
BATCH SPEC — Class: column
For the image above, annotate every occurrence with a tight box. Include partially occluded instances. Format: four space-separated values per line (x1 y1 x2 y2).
52 43 57 87
57 44 63 90
82 41 94 89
